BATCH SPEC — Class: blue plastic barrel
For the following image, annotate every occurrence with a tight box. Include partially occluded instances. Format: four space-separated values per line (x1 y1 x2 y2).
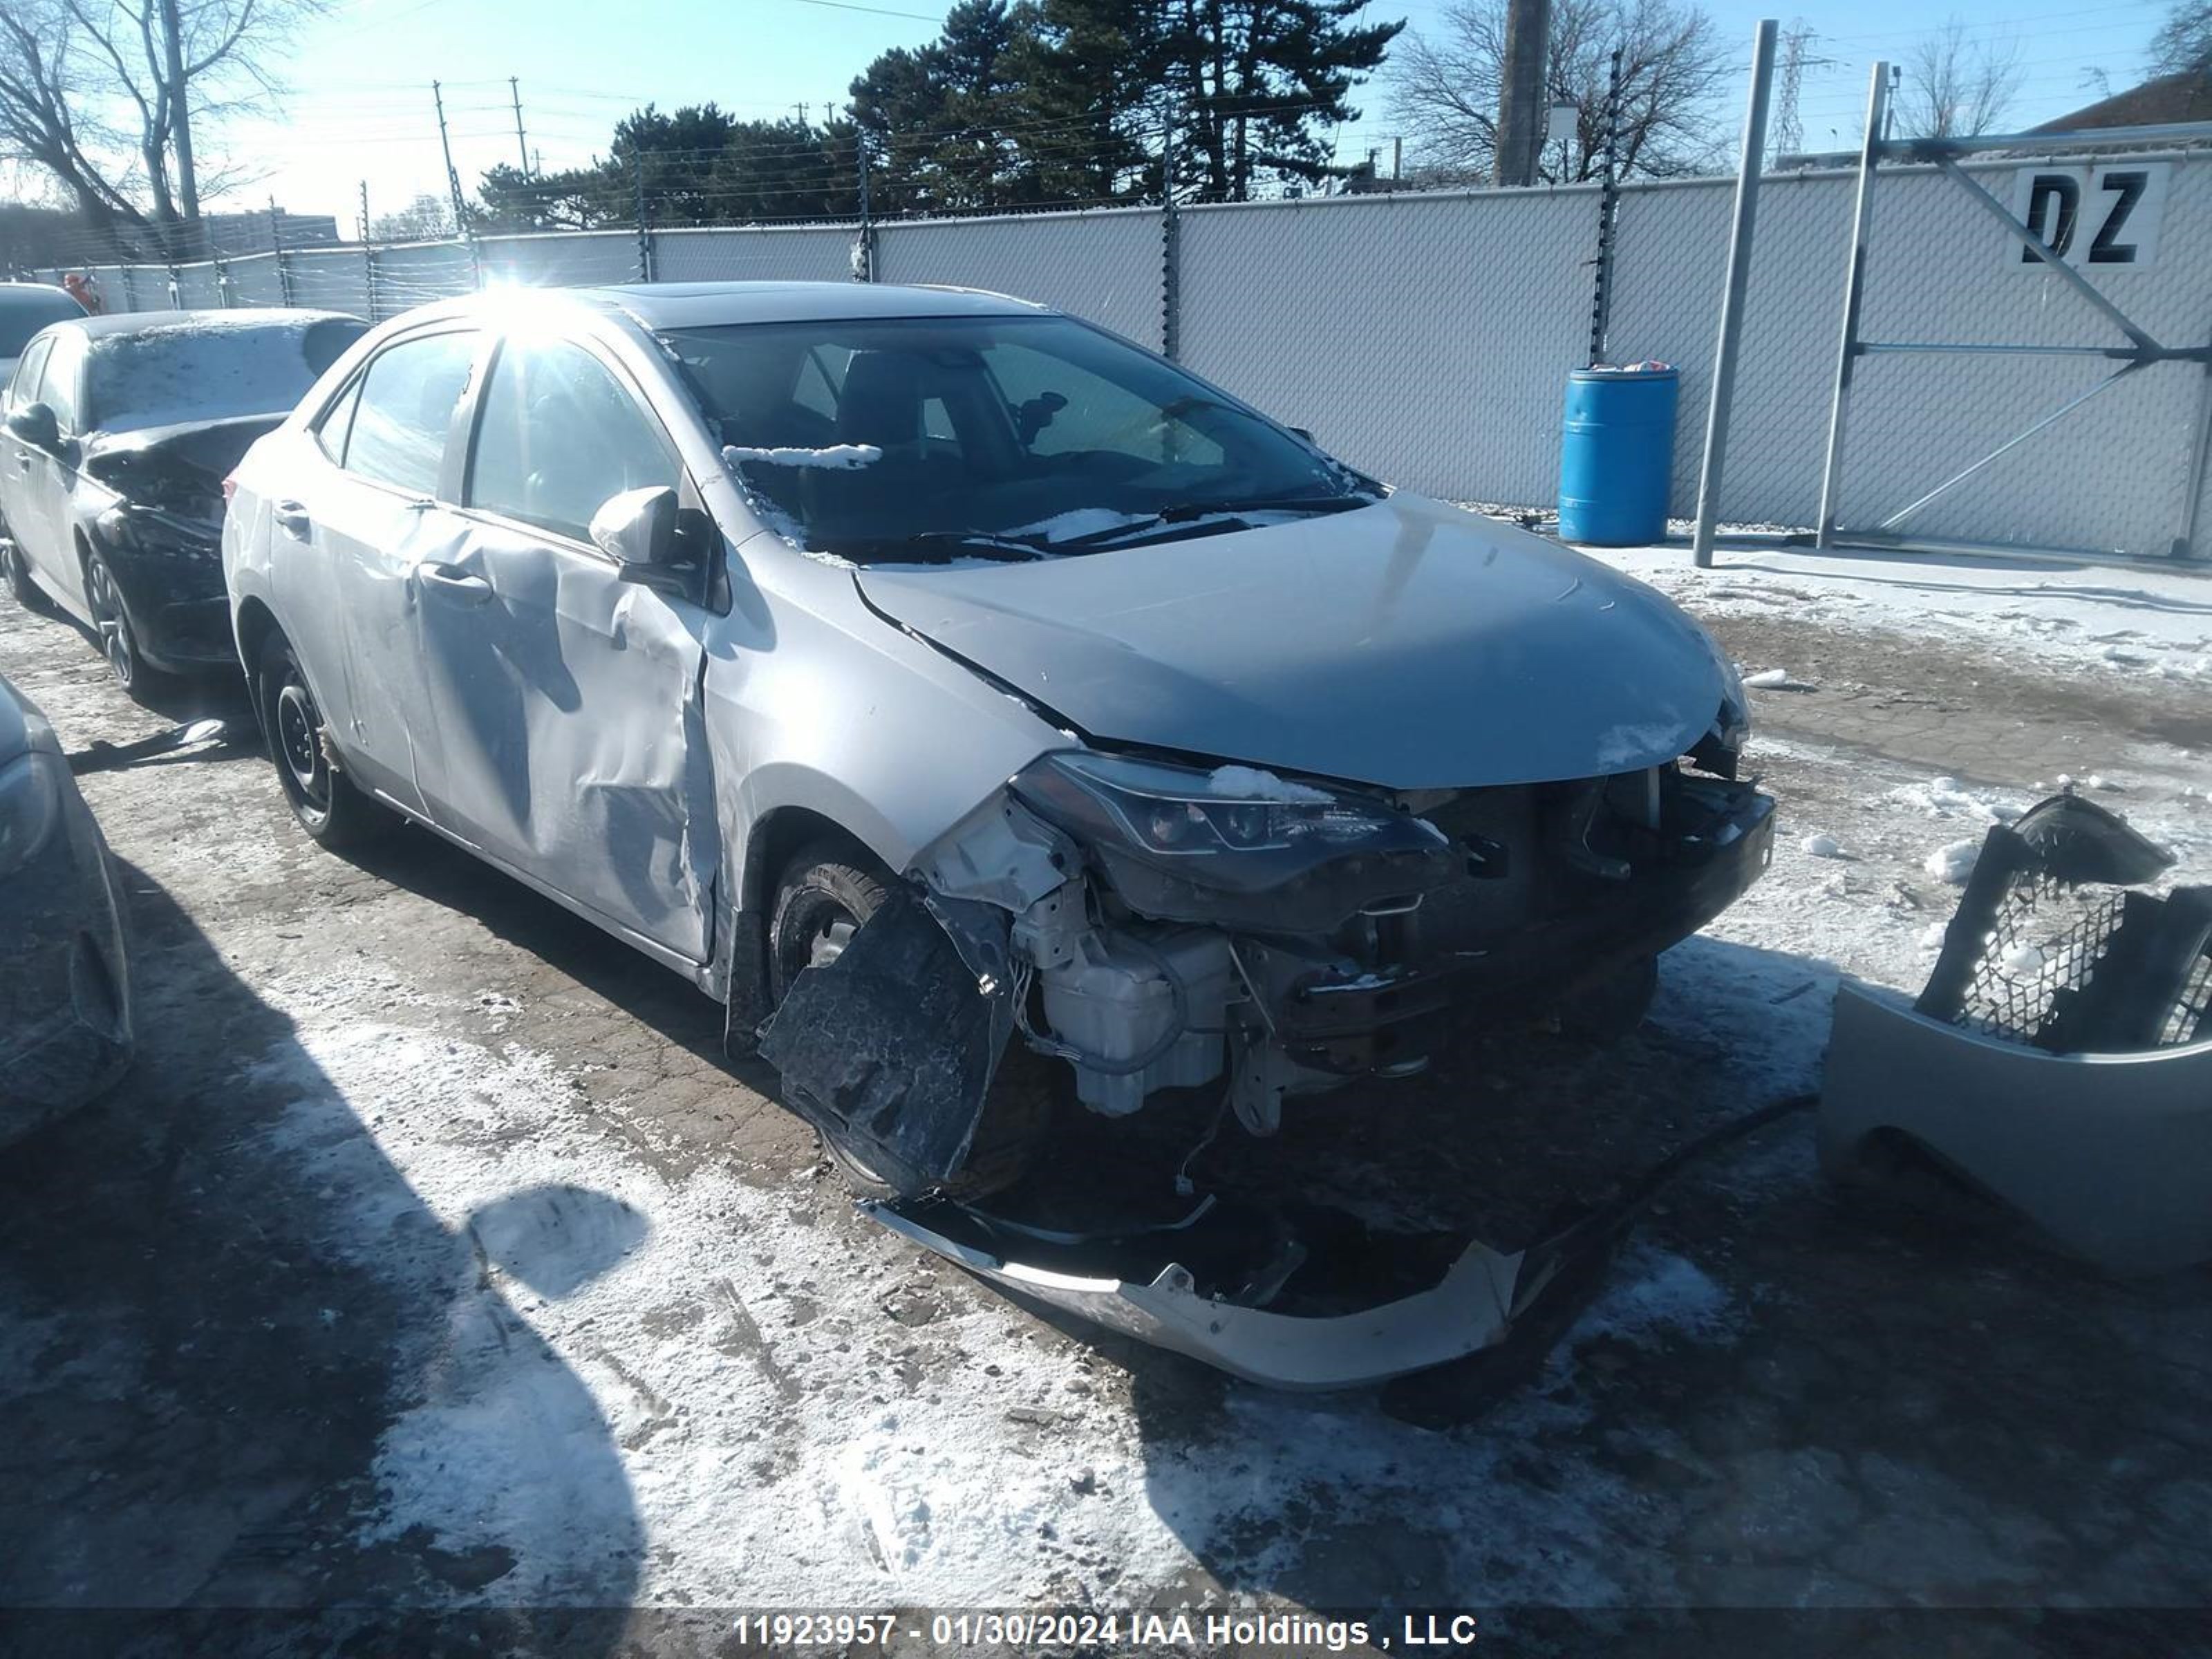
1557 366 1680 546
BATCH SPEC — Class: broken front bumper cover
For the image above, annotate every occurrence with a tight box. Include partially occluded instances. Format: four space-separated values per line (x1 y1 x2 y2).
870 1194 1550 1390
1824 982 2212 1275
1819 794 2212 1275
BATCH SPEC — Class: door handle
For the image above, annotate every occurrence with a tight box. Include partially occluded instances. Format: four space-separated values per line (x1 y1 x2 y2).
273 500 312 538
418 561 491 603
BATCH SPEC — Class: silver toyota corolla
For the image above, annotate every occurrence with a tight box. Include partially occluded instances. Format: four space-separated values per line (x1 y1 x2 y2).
223 281 1772 1203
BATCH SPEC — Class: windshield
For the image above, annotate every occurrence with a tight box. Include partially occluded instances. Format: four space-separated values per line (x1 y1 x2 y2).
83 317 366 433
661 313 1376 560
0 289 83 357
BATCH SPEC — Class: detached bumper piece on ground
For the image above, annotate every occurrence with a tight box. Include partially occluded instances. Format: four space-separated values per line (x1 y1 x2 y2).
1822 794 2212 1275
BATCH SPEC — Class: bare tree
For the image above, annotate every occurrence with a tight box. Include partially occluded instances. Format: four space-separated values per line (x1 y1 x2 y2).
1389 0 1735 184
2149 0 2212 75
1893 17 2023 140
0 0 324 256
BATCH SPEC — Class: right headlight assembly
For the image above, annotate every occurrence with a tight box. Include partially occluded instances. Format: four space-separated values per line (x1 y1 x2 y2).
1009 751 1456 927
0 751 63 878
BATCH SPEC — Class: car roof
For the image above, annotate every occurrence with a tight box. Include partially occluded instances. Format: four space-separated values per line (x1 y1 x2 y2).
405 279 1051 334
41 308 361 341
0 283 84 314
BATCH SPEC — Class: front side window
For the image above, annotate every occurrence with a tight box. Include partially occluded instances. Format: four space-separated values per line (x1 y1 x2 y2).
8 338 52 410
660 313 1371 562
343 331 478 496
35 335 80 435
467 335 679 544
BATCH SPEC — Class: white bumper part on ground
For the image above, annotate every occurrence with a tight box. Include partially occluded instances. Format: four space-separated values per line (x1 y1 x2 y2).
868 1201 1534 1391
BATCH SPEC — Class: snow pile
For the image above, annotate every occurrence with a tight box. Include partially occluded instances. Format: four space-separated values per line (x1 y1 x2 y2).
1208 764 1332 803
1889 776 2025 825
1801 832 1844 859
722 443 882 470
1924 840 1982 883
1574 543 2212 682
1742 667 1797 689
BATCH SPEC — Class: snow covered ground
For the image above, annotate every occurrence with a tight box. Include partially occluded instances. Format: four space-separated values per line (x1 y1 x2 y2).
4 538 2211 1635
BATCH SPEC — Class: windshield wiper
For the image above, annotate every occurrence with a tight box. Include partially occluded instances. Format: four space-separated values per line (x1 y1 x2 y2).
1045 491 1378 552
830 529 1049 565
1159 493 1376 522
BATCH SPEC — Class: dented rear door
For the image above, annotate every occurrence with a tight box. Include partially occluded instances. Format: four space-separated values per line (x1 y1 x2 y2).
417 330 718 965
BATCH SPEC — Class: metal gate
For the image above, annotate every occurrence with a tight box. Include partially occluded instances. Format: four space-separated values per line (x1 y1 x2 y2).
1814 68 2212 563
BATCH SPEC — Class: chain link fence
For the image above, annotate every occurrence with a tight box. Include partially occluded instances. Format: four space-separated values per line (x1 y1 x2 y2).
28 149 2212 559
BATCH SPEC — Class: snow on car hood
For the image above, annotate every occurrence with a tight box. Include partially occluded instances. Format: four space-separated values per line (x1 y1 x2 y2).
856 494 1728 790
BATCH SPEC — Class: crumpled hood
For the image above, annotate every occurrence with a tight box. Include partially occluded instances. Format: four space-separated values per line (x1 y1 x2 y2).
856 494 1727 789
82 415 284 508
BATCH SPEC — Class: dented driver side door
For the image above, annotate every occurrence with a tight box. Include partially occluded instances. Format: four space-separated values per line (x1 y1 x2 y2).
416 328 720 966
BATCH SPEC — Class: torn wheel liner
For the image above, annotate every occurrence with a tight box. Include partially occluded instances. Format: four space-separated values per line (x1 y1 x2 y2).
757 890 1013 1195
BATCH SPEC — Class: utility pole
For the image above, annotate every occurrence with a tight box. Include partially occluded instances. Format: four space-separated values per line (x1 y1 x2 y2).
1392 135 1403 181
433 81 468 236
1494 0 1553 186
158 0 200 254
433 81 480 286
509 77 530 175
357 179 371 243
793 102 811 127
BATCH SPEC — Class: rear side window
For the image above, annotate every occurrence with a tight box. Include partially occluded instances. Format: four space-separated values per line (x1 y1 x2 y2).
315 375 364 465
343 331 477 496
467 336 677 544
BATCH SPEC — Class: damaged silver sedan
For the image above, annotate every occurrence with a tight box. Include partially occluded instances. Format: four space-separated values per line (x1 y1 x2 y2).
224 282 1771 1379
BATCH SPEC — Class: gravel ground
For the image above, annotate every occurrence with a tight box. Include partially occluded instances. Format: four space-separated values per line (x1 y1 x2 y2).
3 545 2211 1657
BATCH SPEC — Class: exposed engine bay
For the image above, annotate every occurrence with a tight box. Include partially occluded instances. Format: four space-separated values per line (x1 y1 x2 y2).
759 744 1775 1199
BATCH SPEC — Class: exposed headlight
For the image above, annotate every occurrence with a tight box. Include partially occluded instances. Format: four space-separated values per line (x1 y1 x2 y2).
1013 751 1436 856
0 751 62 876
97 503 218 558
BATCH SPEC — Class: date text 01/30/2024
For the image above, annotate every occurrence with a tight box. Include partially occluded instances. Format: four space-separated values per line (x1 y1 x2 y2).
728 1612 1485 1649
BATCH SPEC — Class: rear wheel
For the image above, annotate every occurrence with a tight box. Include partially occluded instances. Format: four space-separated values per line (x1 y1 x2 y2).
257 636 395 850
767 840 1046 1200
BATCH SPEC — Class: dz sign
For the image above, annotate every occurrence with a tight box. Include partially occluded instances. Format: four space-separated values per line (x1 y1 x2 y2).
2009 162 2169 270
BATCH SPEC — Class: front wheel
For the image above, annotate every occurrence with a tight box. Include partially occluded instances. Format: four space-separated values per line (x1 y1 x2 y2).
766 841 1047 1201
256 636 395 850
82 549 162 696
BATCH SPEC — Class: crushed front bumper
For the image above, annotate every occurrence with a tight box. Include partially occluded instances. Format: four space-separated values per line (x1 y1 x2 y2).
871 1196 1542 1390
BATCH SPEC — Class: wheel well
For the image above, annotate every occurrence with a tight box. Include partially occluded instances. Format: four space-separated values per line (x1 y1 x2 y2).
744 807 880 928
722 805 880 1046
234 598 281 697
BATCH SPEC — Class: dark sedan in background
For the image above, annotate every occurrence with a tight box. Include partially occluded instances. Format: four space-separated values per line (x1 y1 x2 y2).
2 310 366 693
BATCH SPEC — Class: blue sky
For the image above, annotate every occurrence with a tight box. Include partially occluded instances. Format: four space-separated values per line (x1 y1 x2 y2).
60 0 2195 223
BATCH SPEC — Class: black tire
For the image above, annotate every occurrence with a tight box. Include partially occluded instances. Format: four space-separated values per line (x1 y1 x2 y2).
81 547 166 697
256 635 395 850
766 840 1047 1201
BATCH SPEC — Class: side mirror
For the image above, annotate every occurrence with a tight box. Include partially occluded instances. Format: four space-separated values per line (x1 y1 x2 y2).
8 402 60 452
589 485 684 588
